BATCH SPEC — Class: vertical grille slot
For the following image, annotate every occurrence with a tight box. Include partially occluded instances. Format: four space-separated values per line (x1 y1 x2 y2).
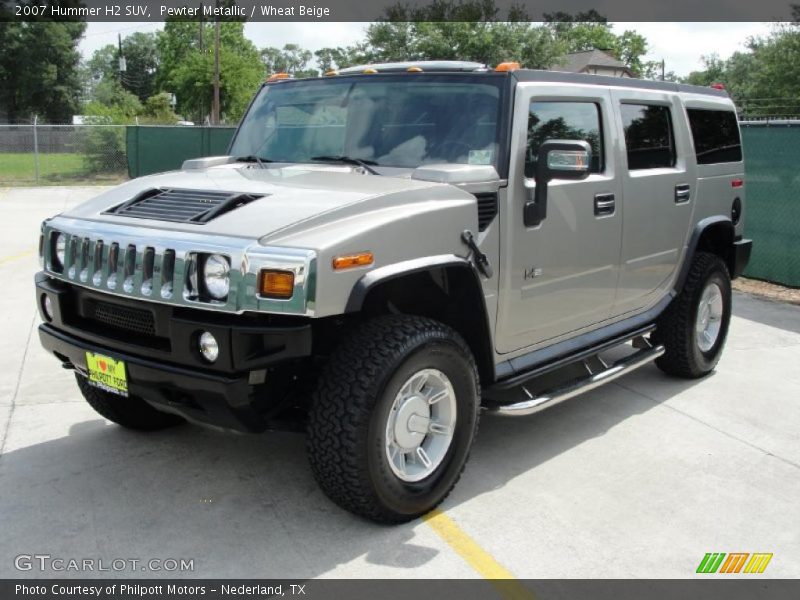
141 247 155 296
67 235 78 279
161 250 176 299
92 240 104 286
123 245 136 293
79 238 90 282
107 242 119 290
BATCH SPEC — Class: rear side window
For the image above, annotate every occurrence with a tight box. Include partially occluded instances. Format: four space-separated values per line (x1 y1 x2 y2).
526 101 604 177
620 104 676 170
687 109 742 164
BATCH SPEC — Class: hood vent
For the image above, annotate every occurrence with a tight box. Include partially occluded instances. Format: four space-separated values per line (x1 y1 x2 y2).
105 188 265 224
476 192 498 231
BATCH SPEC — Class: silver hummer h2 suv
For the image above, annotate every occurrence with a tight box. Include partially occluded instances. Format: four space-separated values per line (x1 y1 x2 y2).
36 61 752 523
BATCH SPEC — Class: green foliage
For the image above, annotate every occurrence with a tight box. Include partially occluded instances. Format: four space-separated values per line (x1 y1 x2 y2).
261 44 318 77
141 92 179 123
683 25 800 116
0 21 86 122
156 21 263 123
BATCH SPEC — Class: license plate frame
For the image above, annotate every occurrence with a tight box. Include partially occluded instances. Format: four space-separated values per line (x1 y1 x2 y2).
85 352 129 397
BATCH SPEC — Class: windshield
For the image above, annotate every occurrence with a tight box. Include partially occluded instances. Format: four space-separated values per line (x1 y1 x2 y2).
230 76 503 170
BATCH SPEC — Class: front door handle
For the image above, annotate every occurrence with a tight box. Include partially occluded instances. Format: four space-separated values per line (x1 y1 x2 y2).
594 193 615 216
675 183 691 203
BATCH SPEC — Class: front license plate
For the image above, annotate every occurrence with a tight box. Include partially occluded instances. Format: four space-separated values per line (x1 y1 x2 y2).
85 352 128 397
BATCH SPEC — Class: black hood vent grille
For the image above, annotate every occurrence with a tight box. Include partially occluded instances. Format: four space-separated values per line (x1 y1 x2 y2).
105 188 265 224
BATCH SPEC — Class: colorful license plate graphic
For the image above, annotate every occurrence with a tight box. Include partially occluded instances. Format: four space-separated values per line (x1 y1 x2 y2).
85 352 128 396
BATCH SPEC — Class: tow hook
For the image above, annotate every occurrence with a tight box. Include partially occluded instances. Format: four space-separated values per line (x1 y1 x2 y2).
461 230 493 279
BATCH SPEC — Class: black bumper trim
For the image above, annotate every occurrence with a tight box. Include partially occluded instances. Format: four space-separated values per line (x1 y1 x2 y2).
40 324 270 432
732 238 753 279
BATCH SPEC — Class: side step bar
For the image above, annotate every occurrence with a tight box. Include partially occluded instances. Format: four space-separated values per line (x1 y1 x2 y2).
484 340 664 417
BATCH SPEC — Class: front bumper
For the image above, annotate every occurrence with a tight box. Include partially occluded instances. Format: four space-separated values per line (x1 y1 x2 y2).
36 273 313 432
732 238 753 279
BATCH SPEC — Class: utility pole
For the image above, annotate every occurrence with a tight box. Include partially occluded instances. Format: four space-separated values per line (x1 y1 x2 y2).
198 5 205 123
661 59 666 82
118 34 126 81
212 1 221 125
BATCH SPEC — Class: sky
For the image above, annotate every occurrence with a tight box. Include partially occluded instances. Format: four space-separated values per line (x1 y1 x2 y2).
78 21 774 77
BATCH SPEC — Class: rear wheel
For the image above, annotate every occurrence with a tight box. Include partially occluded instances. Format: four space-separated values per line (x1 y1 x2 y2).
307 315 480 524
76 374 185 431
653 252 732 378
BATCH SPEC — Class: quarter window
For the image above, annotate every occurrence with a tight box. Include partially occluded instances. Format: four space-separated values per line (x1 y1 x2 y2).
526 101 603 177
620 104 676 170
687 109 742 164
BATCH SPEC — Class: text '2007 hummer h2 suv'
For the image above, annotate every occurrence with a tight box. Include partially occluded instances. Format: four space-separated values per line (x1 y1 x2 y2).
36 61 752 523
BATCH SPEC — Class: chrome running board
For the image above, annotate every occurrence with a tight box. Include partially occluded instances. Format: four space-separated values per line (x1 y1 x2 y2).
484 337 664 417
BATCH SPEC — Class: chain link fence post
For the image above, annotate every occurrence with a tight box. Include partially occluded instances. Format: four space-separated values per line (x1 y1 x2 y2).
33 115 40 184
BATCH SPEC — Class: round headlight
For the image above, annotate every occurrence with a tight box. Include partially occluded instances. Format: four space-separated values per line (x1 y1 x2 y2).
54 233 66 268
203 254 230 300
198 331 219 363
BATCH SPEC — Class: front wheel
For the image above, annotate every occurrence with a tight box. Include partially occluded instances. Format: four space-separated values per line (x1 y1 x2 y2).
653 252 732 378
307 315 480 524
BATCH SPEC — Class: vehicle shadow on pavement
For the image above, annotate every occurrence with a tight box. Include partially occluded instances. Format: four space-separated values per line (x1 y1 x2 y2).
732 292 800 335
0 364 707 579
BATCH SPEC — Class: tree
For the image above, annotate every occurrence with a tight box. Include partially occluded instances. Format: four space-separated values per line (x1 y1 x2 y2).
261 44 318 78
158 21 263 123
0 21 86 122
353 1 562 69
682 25 800 117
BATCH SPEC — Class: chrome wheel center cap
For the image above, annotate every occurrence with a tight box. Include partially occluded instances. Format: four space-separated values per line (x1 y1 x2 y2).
393 395 430 451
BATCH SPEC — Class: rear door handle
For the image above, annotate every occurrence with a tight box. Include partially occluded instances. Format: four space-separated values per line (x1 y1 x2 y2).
675 184 691 203
594 193 615 216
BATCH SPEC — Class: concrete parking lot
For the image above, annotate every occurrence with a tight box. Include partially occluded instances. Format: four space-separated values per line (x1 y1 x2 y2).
1 186 798 579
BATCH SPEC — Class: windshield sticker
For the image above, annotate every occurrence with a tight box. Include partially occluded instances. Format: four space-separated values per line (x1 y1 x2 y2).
468 149 493 165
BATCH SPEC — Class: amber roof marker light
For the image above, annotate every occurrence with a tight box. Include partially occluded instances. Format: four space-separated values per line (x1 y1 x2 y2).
495 62 521 72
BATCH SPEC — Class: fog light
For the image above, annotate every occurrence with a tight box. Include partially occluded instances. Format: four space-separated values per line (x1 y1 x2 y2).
198 331 219 363
42 295 54 321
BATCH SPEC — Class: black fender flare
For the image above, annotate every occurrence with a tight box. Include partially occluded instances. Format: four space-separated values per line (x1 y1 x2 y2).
674 216 735 294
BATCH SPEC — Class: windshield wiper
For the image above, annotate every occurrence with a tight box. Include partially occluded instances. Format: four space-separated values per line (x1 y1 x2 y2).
233 155 274 169
310 155 381 175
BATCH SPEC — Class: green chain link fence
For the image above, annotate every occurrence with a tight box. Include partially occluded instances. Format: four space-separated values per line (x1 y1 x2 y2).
741 125 800 287
125 125 236 179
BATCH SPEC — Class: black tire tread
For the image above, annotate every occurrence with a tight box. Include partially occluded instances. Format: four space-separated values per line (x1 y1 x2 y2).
654 252 730 378
306 315 479 524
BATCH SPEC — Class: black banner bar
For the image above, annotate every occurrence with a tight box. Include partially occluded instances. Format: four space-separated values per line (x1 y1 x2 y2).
1 0 798 22
3 580 800 600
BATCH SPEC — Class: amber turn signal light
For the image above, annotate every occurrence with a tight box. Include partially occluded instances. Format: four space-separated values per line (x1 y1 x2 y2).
259 269 295 298
332 252 374 270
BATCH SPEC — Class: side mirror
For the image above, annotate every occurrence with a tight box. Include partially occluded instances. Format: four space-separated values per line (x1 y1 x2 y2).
524 140 592 227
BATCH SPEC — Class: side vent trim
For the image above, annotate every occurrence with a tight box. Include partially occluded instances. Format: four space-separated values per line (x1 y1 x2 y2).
475 192 498 232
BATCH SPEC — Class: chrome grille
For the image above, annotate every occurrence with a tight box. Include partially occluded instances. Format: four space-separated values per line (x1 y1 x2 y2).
56 233 181 302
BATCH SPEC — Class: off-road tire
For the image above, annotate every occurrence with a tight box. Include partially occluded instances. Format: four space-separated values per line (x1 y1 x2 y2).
307 315 480 524
653 252 732 378
76 374 185 431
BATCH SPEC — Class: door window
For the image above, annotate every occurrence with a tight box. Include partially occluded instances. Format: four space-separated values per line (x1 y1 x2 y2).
620 104 676 170
525 102 604 177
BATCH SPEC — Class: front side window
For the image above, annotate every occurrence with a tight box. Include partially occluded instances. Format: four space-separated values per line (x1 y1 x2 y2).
525 101 603 177
620 103 676 170
230 77 502 169
687 109 742 164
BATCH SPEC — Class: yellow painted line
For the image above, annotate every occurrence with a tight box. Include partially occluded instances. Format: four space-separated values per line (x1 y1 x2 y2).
0 248 36 266
423 509 537 600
